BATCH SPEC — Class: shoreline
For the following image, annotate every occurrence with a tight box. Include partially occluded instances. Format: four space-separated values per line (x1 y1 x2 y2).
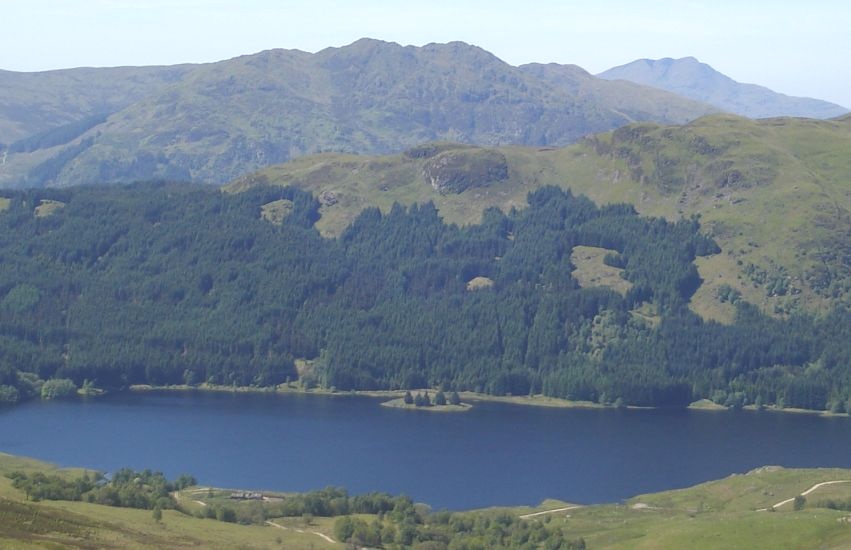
127 383 634 411
379 397 473 412
124 384 849 418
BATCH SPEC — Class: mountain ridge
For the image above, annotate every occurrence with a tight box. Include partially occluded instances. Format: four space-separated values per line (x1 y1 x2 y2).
0 39 719 188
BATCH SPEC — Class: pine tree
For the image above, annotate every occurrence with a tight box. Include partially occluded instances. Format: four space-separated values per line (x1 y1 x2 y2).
435 390 447 406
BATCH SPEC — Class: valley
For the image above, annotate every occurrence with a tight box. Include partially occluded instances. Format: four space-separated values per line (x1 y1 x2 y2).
1 26 850 548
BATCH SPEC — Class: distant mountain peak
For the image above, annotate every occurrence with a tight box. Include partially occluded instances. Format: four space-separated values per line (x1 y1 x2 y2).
323 37 397 51
598 57 848 119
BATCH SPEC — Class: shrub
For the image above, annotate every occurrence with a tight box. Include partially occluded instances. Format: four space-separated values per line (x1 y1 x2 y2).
40 379 77 400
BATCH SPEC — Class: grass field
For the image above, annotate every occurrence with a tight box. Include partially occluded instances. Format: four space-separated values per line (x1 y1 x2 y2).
527 467 851 549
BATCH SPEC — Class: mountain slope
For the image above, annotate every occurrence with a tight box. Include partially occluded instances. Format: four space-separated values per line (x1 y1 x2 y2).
2 181 850 410
0 39 718 188
597 57 848 119
0 65 193 144
229 114 851 318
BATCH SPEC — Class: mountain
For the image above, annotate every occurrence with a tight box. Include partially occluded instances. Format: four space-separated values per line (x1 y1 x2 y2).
229 114 851 319
597 57 849 119
0 39 718 188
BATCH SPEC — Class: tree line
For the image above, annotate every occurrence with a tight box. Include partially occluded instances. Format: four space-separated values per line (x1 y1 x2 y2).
6 468 195 510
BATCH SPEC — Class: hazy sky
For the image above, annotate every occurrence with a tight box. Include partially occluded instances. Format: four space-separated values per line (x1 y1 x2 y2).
2 0 849 107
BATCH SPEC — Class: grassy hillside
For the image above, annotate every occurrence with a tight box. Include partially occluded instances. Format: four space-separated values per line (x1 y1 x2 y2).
0 453 312 549
5 453 851 549
574 114 851 318
0 39 717 188
229 114 851 318
570 466 851 549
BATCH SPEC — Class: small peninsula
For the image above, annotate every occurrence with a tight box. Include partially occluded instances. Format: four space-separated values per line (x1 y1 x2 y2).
381 390 472 412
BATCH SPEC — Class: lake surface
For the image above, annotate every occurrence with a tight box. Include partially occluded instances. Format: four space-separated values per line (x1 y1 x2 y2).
3 391 851 510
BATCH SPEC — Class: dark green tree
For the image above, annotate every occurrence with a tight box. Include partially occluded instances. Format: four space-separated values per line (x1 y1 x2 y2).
434 390 447 406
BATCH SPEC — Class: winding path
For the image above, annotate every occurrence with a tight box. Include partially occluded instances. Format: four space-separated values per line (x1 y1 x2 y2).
757 480 851 511
266 520 336 544
519 506 581 519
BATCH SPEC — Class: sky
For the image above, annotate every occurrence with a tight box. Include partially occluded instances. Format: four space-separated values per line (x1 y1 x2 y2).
1 0 849 108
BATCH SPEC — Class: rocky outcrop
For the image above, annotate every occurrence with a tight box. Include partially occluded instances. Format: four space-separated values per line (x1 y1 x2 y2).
422 149 509 194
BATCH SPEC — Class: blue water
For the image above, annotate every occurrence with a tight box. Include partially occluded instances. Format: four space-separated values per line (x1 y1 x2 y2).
2 391 851 509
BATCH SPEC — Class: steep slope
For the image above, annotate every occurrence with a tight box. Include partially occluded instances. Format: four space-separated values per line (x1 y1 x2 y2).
598 57 848 119
0 39 718 188
229 114 851 318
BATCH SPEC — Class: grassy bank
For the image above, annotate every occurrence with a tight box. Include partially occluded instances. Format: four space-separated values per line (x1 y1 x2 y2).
0 452 318 549
5 452 851 548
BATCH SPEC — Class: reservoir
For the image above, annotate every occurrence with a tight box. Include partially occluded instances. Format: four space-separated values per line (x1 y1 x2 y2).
2 391 851 510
